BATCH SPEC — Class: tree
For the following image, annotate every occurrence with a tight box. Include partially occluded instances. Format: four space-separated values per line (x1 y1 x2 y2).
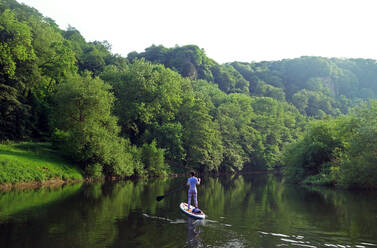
51 73 134 177
101 60 187 162
179 93 223 172
141 140 166 177
334 100 377 188
254 82 285 101
0 9 36 140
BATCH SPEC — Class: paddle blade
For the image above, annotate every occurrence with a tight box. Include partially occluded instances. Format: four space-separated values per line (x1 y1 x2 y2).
156 195 164 201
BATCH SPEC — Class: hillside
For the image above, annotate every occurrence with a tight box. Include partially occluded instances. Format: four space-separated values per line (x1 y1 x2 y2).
129 46 377 118
0 0 376 188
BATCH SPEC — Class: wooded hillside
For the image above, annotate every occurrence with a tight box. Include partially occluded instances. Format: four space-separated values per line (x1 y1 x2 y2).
1 0 376 188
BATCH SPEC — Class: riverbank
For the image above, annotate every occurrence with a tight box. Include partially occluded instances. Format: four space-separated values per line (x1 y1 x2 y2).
0 141 282 190
0 142 84 188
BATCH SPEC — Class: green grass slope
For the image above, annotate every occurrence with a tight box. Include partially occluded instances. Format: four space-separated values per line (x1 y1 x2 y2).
0 142 83 184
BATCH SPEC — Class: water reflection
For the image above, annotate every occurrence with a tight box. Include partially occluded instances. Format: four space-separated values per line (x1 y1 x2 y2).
185 217 203 248
0 174 376 248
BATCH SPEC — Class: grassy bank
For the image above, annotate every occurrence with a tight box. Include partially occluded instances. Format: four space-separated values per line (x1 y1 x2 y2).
0 142 83 185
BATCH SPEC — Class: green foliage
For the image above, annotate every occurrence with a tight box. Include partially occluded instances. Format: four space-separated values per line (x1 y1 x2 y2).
29 15 77 87
0 9 33 76
254 82 286 101
332 101 377 189
250 97 305 169
211 64 249 94
292 89 339 117
284 100 377 189
101 60 186 163
102 60 226 173
179 91 223 172
232 56 377 117
216 94 257 171
143 122 185 161
283 119 343 183
191 80 305 172
141 140 166 177
102 60 184 136
86 163 103 179
128 45 249 94
124 140 144 176
0 2 79 141
0 8 36 140
2 0 377 183
50 73 134 177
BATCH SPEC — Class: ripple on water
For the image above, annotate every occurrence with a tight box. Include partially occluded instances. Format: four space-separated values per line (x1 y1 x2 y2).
258 231 377 248
142 213 171 221
361 243 377 247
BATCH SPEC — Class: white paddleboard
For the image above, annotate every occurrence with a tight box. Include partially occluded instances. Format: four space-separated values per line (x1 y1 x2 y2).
179 202 206 219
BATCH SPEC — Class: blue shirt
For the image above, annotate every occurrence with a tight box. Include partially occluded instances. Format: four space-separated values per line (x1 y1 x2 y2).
187 177 199 192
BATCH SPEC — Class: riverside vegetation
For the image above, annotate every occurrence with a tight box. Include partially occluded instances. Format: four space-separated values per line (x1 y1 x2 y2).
0 142 82 185
0 0 376 189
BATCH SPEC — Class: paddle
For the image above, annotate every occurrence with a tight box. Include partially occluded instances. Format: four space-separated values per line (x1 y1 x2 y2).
156 186 186 201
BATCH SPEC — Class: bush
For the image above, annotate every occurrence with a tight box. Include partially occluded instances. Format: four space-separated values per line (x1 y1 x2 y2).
282 140 307 183
86 163 103 179
336 158 377 189
124 140 144 176
302 163 335 186
284 100 377 189
283 119 344 184
141 140 166 177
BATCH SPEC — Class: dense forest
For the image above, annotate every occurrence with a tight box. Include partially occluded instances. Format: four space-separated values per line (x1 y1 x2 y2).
0 0 376 188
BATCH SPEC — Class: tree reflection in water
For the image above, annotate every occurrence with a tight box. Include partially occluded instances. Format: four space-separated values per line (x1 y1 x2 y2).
0 174 376 248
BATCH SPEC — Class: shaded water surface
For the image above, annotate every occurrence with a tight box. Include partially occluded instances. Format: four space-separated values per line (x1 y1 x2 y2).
0 174 376 247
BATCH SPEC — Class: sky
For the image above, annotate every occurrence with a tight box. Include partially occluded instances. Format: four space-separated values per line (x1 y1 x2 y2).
18 0 377 64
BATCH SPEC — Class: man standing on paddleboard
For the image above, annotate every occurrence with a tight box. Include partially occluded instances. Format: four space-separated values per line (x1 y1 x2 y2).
187 171 201 212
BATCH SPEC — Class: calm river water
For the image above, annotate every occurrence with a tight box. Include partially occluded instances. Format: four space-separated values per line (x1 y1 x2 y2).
0 174 376 248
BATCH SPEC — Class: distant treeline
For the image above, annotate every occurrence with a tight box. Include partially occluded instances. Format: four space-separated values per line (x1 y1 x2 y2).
0 0 376 188
130 45 377 118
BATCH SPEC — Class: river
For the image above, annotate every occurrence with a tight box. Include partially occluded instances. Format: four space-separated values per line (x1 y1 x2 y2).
0 174 376 247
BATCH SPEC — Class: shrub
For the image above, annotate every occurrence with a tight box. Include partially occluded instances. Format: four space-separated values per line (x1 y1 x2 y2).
86 163 103 179
141 140 166 177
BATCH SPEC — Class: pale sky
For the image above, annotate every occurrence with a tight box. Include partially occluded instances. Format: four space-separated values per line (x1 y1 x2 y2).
19 0 377 64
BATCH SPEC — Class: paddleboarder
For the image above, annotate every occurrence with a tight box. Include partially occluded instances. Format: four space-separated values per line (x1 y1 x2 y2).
187 171 201 213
